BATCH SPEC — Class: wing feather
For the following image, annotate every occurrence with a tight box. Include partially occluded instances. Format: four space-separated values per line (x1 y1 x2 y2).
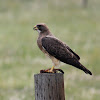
65 45 80 60
42 36 80 63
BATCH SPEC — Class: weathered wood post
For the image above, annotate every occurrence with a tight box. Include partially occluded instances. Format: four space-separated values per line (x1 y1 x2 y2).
34 73 65 100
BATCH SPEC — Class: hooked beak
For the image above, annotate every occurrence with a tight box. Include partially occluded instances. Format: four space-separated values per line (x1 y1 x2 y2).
33 25 38 30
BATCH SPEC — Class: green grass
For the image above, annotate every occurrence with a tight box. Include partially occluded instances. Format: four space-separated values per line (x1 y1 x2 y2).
0 0 100 100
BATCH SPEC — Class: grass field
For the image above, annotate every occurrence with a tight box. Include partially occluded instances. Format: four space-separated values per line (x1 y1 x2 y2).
0 0 100 100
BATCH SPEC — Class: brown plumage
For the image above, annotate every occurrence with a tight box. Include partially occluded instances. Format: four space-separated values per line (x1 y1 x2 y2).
33 23 92 75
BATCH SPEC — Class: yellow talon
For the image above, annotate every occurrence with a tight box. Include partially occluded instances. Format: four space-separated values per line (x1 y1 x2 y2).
50 66 54 72
40 66 55 73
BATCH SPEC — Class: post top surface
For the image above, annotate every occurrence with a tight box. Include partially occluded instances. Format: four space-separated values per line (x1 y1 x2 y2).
34 73 63 77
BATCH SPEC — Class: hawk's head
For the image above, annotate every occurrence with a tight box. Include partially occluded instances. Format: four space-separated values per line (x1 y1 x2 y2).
33 23 49 33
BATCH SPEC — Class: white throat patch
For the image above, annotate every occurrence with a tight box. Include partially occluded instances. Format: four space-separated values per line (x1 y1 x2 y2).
37 29 41 34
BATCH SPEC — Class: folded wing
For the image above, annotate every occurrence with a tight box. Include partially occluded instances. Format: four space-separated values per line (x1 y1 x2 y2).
42 36 80 63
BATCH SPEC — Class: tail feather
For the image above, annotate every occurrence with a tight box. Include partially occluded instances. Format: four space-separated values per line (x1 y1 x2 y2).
65 59 92 75
80 64 92 75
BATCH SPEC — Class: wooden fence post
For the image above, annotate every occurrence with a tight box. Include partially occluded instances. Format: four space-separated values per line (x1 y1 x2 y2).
34 73 65 100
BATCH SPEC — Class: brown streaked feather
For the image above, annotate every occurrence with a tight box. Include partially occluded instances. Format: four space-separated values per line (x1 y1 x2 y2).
42 36 79 61
65 45 80 60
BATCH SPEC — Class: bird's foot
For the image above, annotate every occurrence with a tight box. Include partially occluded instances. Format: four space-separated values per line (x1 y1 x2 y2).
40 68 64 74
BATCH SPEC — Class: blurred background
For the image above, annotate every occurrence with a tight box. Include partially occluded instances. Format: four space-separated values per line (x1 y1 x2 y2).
0 0 100 100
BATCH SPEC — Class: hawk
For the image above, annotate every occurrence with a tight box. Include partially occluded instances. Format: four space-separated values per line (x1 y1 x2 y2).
33 23 92 75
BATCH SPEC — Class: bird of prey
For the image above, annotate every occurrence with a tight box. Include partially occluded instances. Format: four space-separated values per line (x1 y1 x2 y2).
33 23 92 75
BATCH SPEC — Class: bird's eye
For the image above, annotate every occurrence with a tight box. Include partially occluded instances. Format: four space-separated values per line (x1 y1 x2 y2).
37 25 41 28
